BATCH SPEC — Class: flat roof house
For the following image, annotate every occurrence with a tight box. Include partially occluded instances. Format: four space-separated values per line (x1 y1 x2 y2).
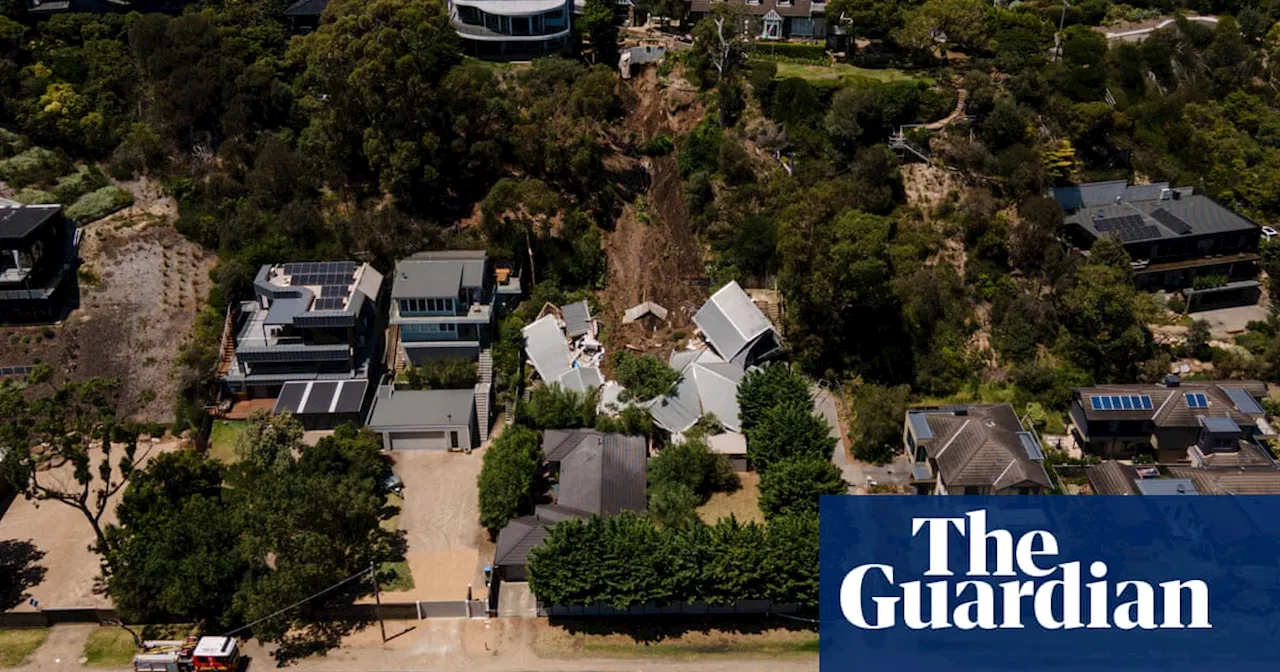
0 204 78 323
1069 378 1274 463
492 431 646 582
218 262 383 423
365 385 478 451
446 0 572 58
904 404 1053 495
1051 180 1264 309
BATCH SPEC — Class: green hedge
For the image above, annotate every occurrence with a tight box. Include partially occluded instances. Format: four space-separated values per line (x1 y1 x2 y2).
0 147 73 188
750 42 828 65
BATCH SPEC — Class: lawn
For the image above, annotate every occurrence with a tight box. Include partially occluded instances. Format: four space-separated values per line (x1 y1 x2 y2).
534 622 817 659
208 420 247 464
378 492 414 592
83 627 137 668
0 629 47 668
696 472 764 525
773 61 928 86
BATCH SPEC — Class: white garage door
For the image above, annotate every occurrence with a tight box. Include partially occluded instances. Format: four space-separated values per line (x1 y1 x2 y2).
390 431 448 451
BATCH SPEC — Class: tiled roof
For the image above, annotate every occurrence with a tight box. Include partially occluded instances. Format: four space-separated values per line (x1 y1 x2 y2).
916 405 1052 490
493 516 552 567
557 434 647 516
1075 381 1267 427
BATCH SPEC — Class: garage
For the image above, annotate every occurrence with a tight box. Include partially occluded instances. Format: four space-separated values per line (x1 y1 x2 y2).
390 431 448 451
367 385 478 452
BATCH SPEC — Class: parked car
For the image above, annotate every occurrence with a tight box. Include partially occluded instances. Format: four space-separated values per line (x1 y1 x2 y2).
379 472 403 494
1262 226 1278 241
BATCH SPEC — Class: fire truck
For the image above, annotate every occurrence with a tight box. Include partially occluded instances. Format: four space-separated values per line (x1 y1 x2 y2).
133 636 242 672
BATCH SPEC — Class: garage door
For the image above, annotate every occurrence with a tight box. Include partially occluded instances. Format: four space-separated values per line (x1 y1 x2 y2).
390 431 448 451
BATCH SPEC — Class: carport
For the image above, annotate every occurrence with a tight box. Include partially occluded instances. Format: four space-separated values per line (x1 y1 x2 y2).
272 379 369 429
366 385 478 451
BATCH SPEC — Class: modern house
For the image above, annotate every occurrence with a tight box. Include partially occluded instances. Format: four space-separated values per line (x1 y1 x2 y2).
446 0 572 58
904 404 1053 495
685 0 828 41
283 0 329 31
1051 180 1264 309
0 204 78 323
492 431 647 582
217 262 383 417
365 385 479 451
1068 379 1275 462
693 281 782 369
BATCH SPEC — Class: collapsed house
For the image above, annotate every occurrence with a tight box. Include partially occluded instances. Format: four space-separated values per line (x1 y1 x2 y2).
522 300 604 395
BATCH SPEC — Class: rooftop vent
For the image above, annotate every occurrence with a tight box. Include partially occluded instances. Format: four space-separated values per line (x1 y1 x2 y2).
1163 374 1181 388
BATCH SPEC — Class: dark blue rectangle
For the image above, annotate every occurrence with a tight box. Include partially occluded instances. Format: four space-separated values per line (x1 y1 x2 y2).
820 496 1280 671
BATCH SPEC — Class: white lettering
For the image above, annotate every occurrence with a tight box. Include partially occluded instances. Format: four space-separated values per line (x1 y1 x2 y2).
912 517 966 576
966 510 1015 577
1159 580 1211 629
840 564 897 629
902 580 951 629
1086 561 1110 628
1015 529 1058 578
953 581 997 630
1033 561 1083 629
1114 581 1157 630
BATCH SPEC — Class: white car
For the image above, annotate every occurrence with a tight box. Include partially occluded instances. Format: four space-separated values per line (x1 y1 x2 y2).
1263 226 1278 241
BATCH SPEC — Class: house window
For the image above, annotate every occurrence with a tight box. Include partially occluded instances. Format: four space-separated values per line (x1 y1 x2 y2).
450 431 460 449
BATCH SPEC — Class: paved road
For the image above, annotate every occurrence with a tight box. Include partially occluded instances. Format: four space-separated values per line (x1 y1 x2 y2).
812 385 856 493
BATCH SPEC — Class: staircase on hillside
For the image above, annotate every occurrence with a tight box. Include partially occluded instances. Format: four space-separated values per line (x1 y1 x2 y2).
216 305 238 378
475 349 494 442
889 131 931 163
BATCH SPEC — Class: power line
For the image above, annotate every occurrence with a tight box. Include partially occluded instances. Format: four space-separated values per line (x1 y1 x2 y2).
222 566 374 638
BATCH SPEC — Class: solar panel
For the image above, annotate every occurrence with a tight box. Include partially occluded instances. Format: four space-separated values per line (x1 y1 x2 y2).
1185 392 1209 409
321 285 347 297
274 381 308 414
1150 208 1192 235
1118 225 1161 242
1017 431 1044 461
313 297 346 311
1089 394 1152 411
302 381 340 414
1095 214 1144 232
0 365 33 376
1223 388 1265 415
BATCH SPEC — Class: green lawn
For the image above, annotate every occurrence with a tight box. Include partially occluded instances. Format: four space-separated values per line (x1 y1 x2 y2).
773 61 928 86
83 628 137 668
0 629 48 668
379 560 415 593
208 420 248 464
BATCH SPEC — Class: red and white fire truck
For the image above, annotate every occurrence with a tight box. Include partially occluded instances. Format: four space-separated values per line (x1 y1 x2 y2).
132 636 241 672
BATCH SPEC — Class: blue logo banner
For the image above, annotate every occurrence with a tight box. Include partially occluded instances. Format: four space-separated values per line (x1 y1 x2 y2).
819 496 1280 671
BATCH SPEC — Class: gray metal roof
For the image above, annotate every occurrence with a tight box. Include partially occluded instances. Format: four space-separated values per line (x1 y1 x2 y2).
693 281 776 365
1134 478 1199 495
646 374 703 433
649 349 745 433
560 300 591 338
554 365 603 394
264 297 309 326
367 385 474 429
556 434 647 516
393 251 486 299
1200 416 1242 434
543 429 601 463
1063 192 1257 243
522 315 572 383
1052 180 1182 211
1224 387 1266 415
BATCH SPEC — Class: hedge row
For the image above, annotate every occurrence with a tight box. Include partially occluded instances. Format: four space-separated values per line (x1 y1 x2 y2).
750 41 828 65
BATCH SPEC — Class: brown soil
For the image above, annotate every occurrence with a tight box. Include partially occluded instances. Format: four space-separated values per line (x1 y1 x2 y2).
599 66 709 357
0 177 215 422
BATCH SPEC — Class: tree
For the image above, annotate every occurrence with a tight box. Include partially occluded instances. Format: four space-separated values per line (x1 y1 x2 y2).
746 404 836 472
736 362 811 432
0 377 147 560
762 512 818 607
404 357 478 390
1056 260 1151 382
1262 241 1280 312
758 457 846 520
1012 196 1064 278
894 0 990 55
691 5 747 83
578 0 619 66
234 409 302 473
611 351 681 402
521 383 599 429
825 0 911 43
700 516 767 604
648 481 700 528
477 426 544 533
850 384 909 464
647 437 738 502
1184 319 1212 361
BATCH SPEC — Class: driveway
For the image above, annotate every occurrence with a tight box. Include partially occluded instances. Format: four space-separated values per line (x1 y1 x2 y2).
386 449 487 601
813 385 913 493
1192 304 1271 335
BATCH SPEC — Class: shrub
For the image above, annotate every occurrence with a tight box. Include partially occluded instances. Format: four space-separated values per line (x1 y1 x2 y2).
53 166 109 203
1192 274 1229 291
611 351 680 401
520 383 598 429
746 404 836 472
66 186 133 223
648 437 739 503
749 42 828 65
0 147 73 187
13 188 57 204
759 456 846 519
641 134 674 157
477 426 544 533
1165 294 1187 314
403 357 477 390
850 384 910 464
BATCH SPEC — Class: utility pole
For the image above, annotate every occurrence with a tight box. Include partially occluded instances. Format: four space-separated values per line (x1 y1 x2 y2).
369 561 386 643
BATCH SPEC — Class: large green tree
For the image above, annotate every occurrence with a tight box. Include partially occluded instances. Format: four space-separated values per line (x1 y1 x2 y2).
745 404 836 473
477 426 545 533
758 457 846 519
736 362 811 432
849 384 909 464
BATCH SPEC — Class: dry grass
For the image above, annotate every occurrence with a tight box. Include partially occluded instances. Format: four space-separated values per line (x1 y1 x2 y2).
534 621 817 659
697 472 763 525
0 629 47 668
83 627 137 668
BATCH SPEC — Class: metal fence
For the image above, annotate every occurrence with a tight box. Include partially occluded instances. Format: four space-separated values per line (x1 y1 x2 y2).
0 601 486 630
540 601 802 617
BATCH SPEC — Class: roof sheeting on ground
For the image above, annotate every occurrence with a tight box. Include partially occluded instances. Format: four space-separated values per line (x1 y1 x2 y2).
522 315 572 383
622 301 668 324
561 300 592 338
273 379 368 415
367 385 474 428
554 365 604 395
694 281 776 365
